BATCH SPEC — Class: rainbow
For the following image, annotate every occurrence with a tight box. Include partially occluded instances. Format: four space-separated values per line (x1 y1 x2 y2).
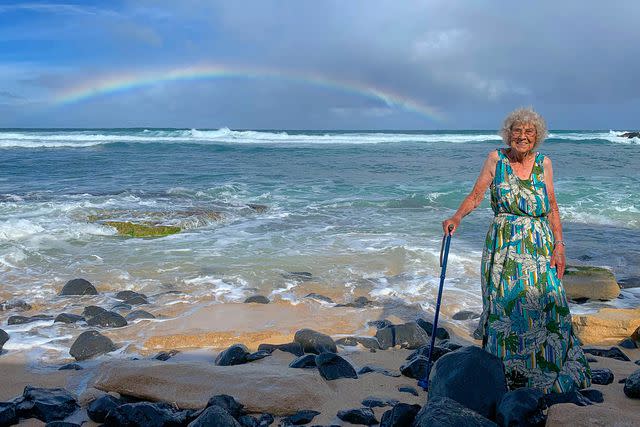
53 64 446 122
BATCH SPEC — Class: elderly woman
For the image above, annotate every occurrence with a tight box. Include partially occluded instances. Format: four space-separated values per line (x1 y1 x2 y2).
443 107 592 393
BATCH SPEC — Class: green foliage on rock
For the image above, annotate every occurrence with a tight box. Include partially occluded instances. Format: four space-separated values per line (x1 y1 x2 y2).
564 265 615 277
105 221 181 238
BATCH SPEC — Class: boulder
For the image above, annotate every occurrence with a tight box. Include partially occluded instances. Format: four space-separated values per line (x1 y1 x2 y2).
572 308 640 345
563 266 620 300
205 394 244 418
336 407 378 425
244 295 270 304
452 310 481 321
126 310 155 321
86 311 127 328
335 336 380 350
591 368 614 385
579 389 604 403
103 402 189 427
60 278 98 296
496 388 546 427
428 346 508 421
54 313 85 324
618 276 640 289
280 410 320 425
82 305 108 318
189 405 241 427
619 337 638 349
416 318 450 340
376 322 430 349
624 369 640 398
69 330 117 361
413 396 497 427
379 403 421 427
315 352 358 380
124 295 148 305
0 328 8 351
87 395 122 423
289 354 317 369
215 344 250 366
294 329 337 354
0 402 18 426
16 386 79 423
258 342 304 357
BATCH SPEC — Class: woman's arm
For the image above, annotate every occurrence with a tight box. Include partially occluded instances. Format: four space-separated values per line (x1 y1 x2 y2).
442 151 498 235
543 156 566 279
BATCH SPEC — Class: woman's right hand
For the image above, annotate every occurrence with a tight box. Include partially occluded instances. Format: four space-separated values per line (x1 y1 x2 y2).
442 217 460 235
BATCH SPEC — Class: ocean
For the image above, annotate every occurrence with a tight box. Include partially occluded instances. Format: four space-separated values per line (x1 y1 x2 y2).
1 128 639 357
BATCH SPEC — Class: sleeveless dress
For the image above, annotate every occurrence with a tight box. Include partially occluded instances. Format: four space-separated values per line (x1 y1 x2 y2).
476 149 592 393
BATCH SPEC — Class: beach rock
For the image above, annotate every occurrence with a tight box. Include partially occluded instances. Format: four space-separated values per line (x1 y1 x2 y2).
380 403 421 427
428 345 508 420
189 405 241 427
624 369 640 398
126 310 155 321
563 266 620 300
238 414 258 427
105 221 181 238
112 302 131 312
60 278 98 296
618 276 640 289
304 293 334 303
315 352 358 380
583 346 631 361
437 340 463 352
289 354 317 368
86 311 127 328
496 388 546 427
406 344 451 362
103 402 188 427
452 310 481 321
416 318 450 340
54 313 85 324
16 386 79 423
115 290 147 301
619 337 638 349
258 342 304 357
58 363 83 371
294 329 337 354
247 204 268 213
621 132 640 138
257 413 274 426
87 395 122 423
632 325 640 343
376 322 429 349
591 368 614 385
336 407 377 425
244 295 270 304
45 422 81 427
215 344 250 366
413 396 497 427
206 394 244 418
544 391 593 407
361 397 398 408
397 386 419 396
367 319 393 329
546 402 640 426
0 402 18 426
280 409 320 425
246 350 271 362
335 336 380 350
0 299 31 312
8 314 54 325
574 308 640 345
124 295 148 305
154 349 180 361
579 389 604 403
82 305 107 318
69 330 117 360
358 365 400 377
336 296 372 308
400 356 431 380
0 328 8 351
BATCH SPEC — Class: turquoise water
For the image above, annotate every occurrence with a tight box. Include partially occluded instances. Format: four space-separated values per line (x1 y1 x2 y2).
1 128 639 317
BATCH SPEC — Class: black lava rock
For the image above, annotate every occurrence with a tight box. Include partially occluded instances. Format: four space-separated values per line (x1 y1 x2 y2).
0 299 31 312
111 303 132 312
115 290 147 301
258 342 304 357
357 365 400 377
246 350 271 362
154 349 180 361
289 354 317 369
437 340 463 352
335 336 380 350
257 413 274 426
336 296 372 308
619 337 638 349
82 305 108 318
367 319 393 329
496 388 546 427
452 310 481 321
58 363 83 371
17 386 79 423
623 369 640 398
215 344 250 366
124 295 149 305
361 396 398 408
86 311 127 328
0 328 8 351
400 356 431 380
336 408 378 425
304 293 334 303
103 402 188 427
428 346 507 421
406 344 451 362
126 310 155 321
206 394 244 418
398 386 419 396
281 409 320 425
412 396 497 427
416 318 450 340
544 391 593 407
54 313 85 324
376 322 430 350
583 347 631 361
190 405 241 427
69 330 117 361
380 403 421 427
238 414 258 427
8 314 54 325
244 295 270 304
0 402 18 426
87 395 122 423
579 389 604 403
294 329 337 354
60 278 98 296
315 352 358 380
591 368 614 385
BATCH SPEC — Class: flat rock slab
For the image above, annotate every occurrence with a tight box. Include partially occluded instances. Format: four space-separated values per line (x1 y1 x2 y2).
546 402 640 426
91 360 332 416
563 265 620 301
572 308 640 345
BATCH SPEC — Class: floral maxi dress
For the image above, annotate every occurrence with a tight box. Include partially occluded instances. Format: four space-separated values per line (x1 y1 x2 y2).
476 149 592 393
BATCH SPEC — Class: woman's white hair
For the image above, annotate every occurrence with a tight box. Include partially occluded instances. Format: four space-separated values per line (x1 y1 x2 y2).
499 107 548 150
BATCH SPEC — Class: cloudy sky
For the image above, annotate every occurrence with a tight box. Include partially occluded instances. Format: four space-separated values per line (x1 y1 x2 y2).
1 0 639 129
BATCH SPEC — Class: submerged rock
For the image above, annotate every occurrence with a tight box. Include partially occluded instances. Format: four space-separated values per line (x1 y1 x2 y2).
60 278 98 296
115 290 147 301
189 405 241 427
0 299 32 312
86 311 128 328
8 314 54 325
154 349 180 361
452 310 481 321
205 394 245 418
69 330 117 361
54 313 85 324
105 221 181 238
563 265 620 301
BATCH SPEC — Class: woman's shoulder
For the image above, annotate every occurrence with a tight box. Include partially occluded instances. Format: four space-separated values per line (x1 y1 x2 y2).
487 149 500 162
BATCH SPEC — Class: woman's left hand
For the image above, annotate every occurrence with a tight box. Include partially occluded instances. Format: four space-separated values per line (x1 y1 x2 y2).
550 246 566 279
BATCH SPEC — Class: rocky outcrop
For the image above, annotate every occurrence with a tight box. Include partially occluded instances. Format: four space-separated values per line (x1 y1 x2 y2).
105 221 181 238
70 330 117 361
572 308 640 345
563 265 620 301
620 132 640 138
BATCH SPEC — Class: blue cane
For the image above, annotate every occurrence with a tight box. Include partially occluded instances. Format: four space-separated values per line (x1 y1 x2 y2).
417 224 453 392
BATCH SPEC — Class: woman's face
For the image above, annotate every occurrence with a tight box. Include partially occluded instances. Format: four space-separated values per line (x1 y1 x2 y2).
509 122 537 156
